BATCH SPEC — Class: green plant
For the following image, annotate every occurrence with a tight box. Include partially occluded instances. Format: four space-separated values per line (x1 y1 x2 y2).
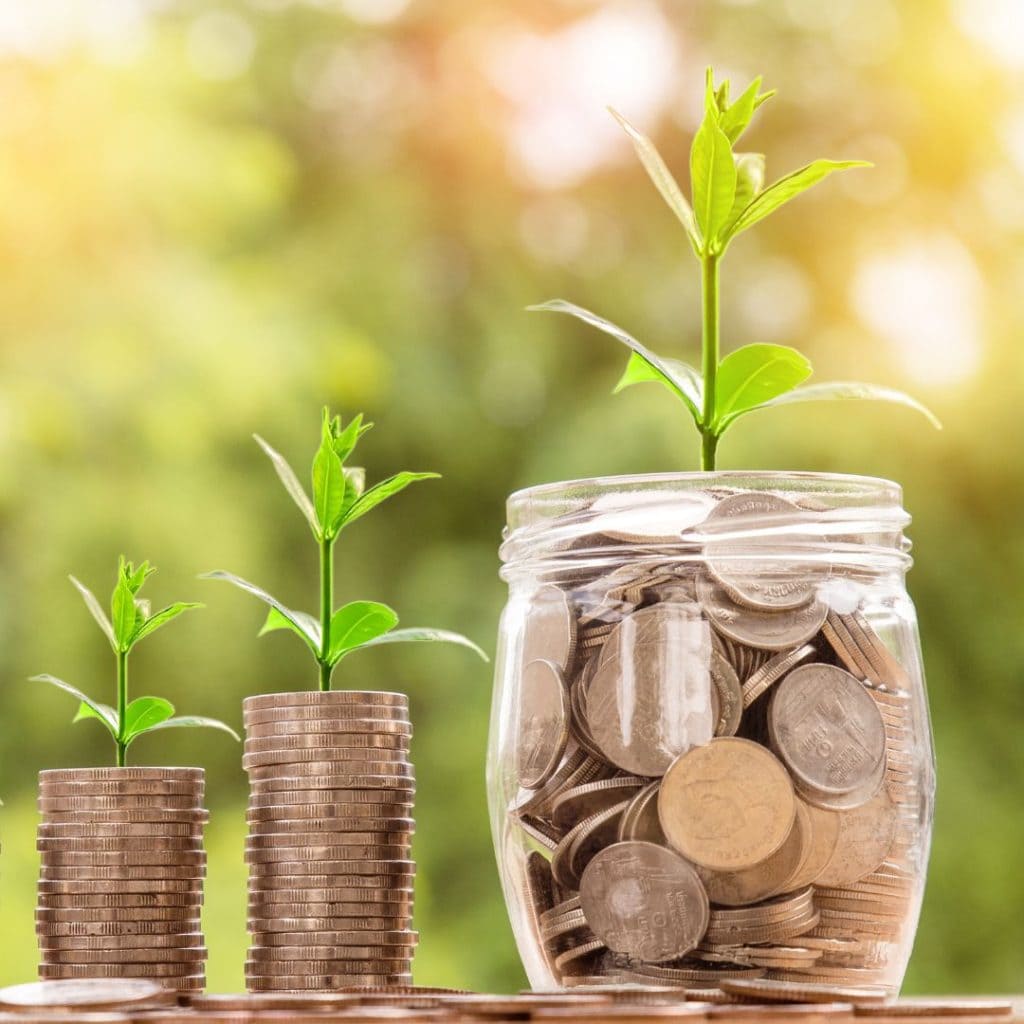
204 409 487 691
531 69 940 470
32 558 239 767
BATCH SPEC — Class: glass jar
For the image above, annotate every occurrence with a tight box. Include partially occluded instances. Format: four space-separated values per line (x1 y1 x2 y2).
488 472 934 995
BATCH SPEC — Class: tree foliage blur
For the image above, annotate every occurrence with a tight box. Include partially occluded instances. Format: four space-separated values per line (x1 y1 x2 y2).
0 0 1022 995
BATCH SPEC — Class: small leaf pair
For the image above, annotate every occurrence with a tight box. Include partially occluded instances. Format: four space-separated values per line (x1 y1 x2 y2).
33 563 238 767
207 409 487 691
533 68 939 469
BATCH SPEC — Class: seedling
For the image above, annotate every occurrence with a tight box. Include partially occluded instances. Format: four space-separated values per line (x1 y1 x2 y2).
532 68 939 470
205 409 487 691
32 558 239 767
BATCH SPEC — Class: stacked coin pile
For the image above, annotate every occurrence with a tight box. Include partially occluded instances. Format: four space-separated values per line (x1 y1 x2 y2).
243 691 417 991
509 490 930 993
36 768 208 992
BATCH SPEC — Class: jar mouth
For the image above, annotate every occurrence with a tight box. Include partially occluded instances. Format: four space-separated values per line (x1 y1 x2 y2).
501 471 911 581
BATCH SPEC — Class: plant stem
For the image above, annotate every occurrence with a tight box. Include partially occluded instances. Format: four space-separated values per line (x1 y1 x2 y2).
318 536 333 692
116 649 128 768
700 253 720 472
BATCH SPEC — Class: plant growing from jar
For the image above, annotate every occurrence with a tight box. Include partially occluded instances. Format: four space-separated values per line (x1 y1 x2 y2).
532 69 939 468
32 558 239 767
204 409 487 689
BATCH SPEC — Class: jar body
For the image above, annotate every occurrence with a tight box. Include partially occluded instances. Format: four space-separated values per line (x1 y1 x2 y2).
488 473 934 994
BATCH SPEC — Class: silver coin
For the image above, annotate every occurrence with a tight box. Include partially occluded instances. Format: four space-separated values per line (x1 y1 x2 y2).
516 659 570 790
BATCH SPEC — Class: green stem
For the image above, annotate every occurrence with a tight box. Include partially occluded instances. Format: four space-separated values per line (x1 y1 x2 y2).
700 253 720 472
319 536 334 692
116 649 128 768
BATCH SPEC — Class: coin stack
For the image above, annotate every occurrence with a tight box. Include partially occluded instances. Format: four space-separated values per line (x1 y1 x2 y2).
36 767 208 992
509 490 930 994
243 691 417 992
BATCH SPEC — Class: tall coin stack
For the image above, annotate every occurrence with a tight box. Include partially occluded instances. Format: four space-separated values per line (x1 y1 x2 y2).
36 767 208 992
243 691 417 992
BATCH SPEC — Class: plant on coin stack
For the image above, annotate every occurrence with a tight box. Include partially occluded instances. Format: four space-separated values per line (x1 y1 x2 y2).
205 408 487 690
32 558 239 767
531 67 939 470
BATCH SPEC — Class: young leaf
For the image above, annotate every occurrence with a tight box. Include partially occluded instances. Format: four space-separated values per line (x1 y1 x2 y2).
131 602 202 645
127 561 154 593
726 153 765 229
111 566 138 652
714 344 813 430
749 381 942 429
259 606 324 651
30 674 119 737
338 472 440 532
690 111 736 248
608 108 700 254
122 696 175 743
69 575 116 649
200 571 321 654
530 300 704 424
614 353 704 414
73 701 119 737
327 601 400 665
332 413 372 463
355 627 489 662
725 159 871 241
254 434 319 536
146 715 240 742
312 413 347 538
719 77 774 144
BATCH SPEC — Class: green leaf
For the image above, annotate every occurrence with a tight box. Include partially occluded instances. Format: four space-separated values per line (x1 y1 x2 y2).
608 108 700 255
332 413 372 463
714 344 813 430
254 434 318 535
127 561 154 593
750 380 942 429
690 111 736 248
529 300 704 425
30 674 118 738
726 152 765 229
327 601 399 666
338 471 439 532
719 77 774 144
200 571 321 654
111 561 138 652
122 696 175 743
356 627 489 662
146 715 240 742
73 701 118 733
614 352 704 413
312 411 347 539
726 159 871 241
69 575 116 649
259 606 324 652
131 602 202 645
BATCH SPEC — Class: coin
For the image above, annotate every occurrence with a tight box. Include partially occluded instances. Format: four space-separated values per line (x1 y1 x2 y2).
711 650 744 736
244 722 411 742
248 818 414 835
37 822 202 838
36 906 200 923
247 906 411 924
245 844 410 863
244 750 415 771
522 584 577 671
616 781 666 844
784 800 841 891
698 575 827 651
38 850 206 867
246 830 409 848
855 1000 1014 1017
37 962 200 979
243 736 412 756
37 931 206 949
40 768 204 784
247 859 416 876
36 809 209 825
720 978 887 1005
550 800 629 890
244 959 411 976
696 797 810 906
248 974 411 990
769 665 887 802
578 841 709 962
586 604 715 777
40 866 206 881
248 890 412 907
246 768 415 788
40 946 207 964
37 892 202 909
659 738 796 871
741 644 816 708
247 874 414 891
551 778 645 830
37 836 203 852
815 788 898 887
702 493 818 611
0 978 175 1011
37 879 202 895
38 795 202 811
517 659 571 790
244 691 408 710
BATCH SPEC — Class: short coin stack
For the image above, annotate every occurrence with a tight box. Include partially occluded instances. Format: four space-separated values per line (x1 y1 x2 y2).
36 767 208 992
243 691 417 991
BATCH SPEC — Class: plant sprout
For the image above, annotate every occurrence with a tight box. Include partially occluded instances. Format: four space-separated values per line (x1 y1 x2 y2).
32 558 239 767
204 409 487 691
531 68 940 470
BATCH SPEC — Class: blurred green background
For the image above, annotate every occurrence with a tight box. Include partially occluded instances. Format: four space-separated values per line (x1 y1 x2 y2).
1 0 1022 995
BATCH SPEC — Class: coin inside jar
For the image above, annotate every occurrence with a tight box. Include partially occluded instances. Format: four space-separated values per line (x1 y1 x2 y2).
768 664 887 803
516 659 570 790
585 604 715 777
578 841 710 962
522 585 577 671
815 787 898 887
658 737 796 871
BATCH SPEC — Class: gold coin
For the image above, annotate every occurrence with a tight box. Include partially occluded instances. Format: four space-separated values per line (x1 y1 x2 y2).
784 800 840 891
659 738 796 871
0 978 175 1011
578 841 709 963
815 789 898 887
